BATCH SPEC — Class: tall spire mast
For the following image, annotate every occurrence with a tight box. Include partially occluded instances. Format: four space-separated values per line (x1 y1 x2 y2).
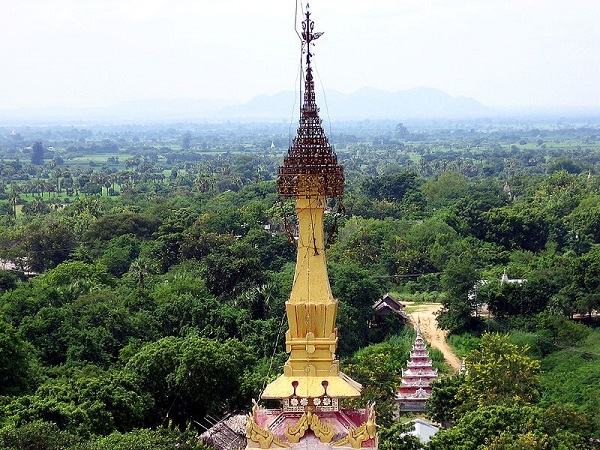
301 3 322 96
277 4 343 200
266 3 355 401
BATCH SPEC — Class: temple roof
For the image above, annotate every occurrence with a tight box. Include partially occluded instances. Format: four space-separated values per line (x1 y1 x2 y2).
397 323 439 410
247 402 377 450
373 293 409 320
200 414 247 450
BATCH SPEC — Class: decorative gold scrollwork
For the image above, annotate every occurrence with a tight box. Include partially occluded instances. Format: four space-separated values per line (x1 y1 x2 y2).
284 409 334 444
284 411 309 443
246 404 289 449
332 403 377 449
309 411 335 443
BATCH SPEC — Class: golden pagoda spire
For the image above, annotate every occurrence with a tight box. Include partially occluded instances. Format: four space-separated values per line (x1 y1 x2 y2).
261 3 360 402
246 6 376 448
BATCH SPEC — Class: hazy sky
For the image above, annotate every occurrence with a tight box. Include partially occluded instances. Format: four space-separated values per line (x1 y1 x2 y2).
1 0 599 109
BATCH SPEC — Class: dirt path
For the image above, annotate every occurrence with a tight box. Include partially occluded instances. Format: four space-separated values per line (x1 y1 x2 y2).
404 302 462 372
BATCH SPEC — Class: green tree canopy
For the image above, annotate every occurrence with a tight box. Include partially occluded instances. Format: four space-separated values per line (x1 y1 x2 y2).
342 334 412 428
426 373 465 427
428 403 594 450
2 370 150 436
437 252 482 333
123 335 255 427
0 317 42 395
21 218 77 272
377 421 422 450
31 141 44 165
457 333 540 414
0 421 80 450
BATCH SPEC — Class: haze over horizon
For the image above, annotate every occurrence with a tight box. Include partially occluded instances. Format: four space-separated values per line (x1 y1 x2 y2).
1 0 599 111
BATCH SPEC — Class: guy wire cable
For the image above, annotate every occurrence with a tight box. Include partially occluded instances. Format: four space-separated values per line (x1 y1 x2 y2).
260 310 288 396
313 60 334 138
288 0 305 146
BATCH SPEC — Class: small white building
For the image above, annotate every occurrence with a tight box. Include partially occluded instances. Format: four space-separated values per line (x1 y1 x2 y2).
500 269 526 285
402 418 440 445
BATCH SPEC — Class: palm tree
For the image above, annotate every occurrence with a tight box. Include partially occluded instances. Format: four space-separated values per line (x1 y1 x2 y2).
128 257 154 290
9 185 20 217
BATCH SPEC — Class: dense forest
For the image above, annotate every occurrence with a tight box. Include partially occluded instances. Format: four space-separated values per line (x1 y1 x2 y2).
1 117 600 449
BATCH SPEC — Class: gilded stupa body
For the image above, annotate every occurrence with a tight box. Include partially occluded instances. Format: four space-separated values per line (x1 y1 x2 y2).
260 7 358 403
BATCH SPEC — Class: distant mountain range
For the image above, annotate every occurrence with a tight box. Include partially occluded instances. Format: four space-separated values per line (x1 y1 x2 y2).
218 87 490 120
1 87 599 124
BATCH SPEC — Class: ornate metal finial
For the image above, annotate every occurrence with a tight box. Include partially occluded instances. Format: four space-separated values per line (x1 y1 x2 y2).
277 4 344 199
301 3 323 80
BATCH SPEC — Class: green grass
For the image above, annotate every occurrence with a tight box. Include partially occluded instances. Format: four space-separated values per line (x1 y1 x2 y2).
448 333 481 359
540 329 600 416
407 152 421 163
388 290 444 303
